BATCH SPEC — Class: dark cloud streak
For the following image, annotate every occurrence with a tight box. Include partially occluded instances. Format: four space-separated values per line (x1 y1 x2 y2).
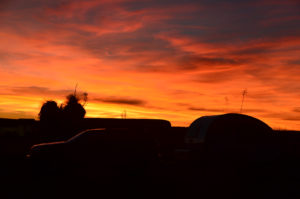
93 97 146 106
188 107 223 112
10 86 74 96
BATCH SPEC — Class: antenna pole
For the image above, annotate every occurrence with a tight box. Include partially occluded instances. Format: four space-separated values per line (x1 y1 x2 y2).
224 96 228 113
240 89 247 113
121 110 127 119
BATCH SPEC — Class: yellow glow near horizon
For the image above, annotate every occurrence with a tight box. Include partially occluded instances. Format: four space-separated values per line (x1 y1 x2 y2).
0 0 299 130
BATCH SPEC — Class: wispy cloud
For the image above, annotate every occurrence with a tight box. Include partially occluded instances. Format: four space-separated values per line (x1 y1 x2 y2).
293 107 300 113
0 0 300 129
9 86 73 97
188 107 223 112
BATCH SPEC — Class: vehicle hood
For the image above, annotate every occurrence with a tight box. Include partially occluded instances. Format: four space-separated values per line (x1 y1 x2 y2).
31 141 66 148
27 141 66 158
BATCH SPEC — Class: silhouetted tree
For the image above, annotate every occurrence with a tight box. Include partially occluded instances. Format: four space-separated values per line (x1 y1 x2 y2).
60 93 86 137
39 100 62 141
39 100 60 123
38 92 87 140
62 94 86 121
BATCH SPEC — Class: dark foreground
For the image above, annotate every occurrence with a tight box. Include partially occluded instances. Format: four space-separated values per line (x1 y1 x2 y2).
1 129 300 199
2 153 299 199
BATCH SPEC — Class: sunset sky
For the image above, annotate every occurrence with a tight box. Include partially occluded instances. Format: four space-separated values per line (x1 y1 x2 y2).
0 0 299 130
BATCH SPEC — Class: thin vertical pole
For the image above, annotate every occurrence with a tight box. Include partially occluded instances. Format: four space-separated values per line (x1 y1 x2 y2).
240 89 247 113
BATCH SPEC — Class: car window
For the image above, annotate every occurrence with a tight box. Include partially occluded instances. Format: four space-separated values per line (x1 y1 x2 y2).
67 129 106 145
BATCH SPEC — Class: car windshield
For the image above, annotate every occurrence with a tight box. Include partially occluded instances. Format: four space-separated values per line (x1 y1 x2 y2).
67 128 106 143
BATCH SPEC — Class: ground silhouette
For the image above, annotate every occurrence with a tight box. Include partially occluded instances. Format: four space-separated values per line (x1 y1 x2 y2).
1 111 300 198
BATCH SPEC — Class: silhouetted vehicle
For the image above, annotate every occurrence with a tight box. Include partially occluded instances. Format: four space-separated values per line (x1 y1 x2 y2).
25 114 298 198
81 118 171 129
27 128 158 181
185 113 281 167
176 113 284 198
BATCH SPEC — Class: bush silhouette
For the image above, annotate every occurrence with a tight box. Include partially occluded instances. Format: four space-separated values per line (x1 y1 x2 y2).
38 93 87 141
39 100 62 141
61 94 86 122
39 100 61 123
59 93 86 138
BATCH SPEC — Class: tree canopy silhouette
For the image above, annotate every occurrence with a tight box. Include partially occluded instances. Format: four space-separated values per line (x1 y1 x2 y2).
38 92 87 141
38 100 61 141
39 100 61 123
62 94 86 122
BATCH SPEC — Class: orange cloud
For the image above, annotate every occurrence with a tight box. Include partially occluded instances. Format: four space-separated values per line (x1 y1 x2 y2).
0 0 299 130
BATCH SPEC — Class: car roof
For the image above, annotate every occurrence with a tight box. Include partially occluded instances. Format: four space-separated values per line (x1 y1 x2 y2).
67 128 106 142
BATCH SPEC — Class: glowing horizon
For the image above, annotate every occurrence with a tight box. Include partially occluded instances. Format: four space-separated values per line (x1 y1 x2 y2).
0 0 300 130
